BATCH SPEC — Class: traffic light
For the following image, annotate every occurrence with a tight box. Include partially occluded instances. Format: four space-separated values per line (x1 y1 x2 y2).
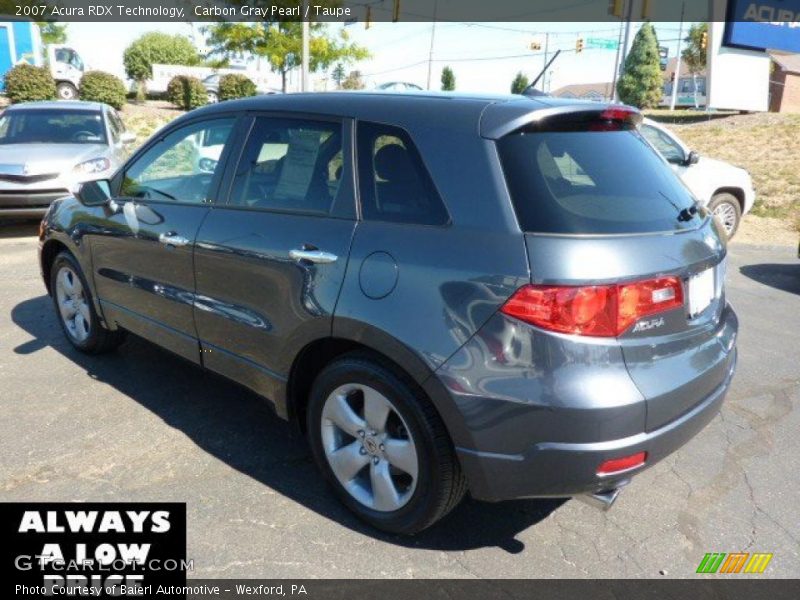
530 40 542 51
365 6 371 29
701 31 708 50
608 0 624 18
392 0 400 22
576 37 584 53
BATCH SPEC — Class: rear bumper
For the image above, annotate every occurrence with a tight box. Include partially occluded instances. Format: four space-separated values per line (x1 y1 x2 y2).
0 190 69 218
456 349 735 501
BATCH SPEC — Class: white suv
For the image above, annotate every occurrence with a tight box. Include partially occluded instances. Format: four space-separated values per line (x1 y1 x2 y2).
641 118 755 238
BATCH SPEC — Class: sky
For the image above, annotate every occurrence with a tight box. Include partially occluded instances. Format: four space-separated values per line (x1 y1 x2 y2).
64 20 696 94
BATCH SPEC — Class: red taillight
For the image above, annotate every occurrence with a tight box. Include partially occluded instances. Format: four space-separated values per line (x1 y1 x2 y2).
597 451 647 475
599 106 639 122
500 277 683 337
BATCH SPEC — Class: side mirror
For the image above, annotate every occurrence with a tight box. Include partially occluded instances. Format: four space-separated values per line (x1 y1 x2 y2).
120 131 137 145
73 179 112 206
686 150 700 166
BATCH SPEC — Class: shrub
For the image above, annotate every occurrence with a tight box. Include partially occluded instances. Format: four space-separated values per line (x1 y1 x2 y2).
79 71 127 110
123 32 199 83
217 73 257 102
166 75 207 111
4 63 56 104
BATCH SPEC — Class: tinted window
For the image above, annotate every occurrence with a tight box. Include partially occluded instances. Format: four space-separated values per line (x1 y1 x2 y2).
357 122 448 226
228 117 343 216
0 109 106 144
121 118 234 204
641 124 685 164
497 128 702 234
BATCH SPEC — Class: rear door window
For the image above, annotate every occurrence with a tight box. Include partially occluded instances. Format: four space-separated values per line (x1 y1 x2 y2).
228 117 343 216
496 127 702 234
356 122 449 226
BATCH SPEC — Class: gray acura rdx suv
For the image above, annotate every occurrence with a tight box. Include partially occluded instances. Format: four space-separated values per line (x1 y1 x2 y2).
39 92 737 533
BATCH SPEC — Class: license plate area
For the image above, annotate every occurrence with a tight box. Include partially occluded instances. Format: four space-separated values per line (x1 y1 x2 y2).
687 267 715 317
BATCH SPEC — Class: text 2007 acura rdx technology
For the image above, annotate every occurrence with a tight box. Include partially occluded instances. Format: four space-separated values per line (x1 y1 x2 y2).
39 93 737 534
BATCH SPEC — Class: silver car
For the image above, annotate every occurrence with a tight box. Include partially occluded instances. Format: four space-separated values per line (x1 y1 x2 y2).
0 101 135 219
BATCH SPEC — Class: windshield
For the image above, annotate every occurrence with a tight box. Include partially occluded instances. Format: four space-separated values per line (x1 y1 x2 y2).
0 110 106 145
497 128 703 234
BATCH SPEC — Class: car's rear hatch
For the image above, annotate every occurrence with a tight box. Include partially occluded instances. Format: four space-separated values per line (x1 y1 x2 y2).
489 102 737 430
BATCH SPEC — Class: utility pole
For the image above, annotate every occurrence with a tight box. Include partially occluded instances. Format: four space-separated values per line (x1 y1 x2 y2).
426 0 438 90
670 1 686 111
610 18 624 101
541 33 550 93
615 0 634 101
301 0 310 92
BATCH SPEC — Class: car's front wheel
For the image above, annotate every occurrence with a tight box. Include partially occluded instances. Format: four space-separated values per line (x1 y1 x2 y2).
50 252 125 354
709 192 742 239
307 354 466 534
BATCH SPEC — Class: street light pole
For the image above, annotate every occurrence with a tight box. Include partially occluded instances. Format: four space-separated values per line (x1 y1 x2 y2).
426 0 439 90
670 1 686 111
301 0 310 92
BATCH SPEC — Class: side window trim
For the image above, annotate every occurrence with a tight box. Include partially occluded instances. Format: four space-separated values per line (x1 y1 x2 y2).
218 111 357 220
354 119 451 227
110 114 242 206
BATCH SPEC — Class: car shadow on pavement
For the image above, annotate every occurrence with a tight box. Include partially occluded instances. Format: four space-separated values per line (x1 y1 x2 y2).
11 295 563 553
739 263 800 296
0 221 39 238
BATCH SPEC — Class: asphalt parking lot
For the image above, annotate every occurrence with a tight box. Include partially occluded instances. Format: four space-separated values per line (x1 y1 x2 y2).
1 222 798 578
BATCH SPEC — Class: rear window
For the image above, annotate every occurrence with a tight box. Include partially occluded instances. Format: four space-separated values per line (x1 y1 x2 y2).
496 128 702 234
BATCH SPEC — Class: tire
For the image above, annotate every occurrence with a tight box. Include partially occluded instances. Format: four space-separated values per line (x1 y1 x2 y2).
708 192 742 239
307 353 467 534
50 252 125 354
56 82 78 101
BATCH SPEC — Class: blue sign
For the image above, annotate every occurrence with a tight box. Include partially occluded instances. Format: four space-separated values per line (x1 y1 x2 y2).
724 0 800 53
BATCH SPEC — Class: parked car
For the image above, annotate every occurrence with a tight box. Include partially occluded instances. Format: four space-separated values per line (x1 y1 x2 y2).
39 94 737 533
0 101 135 219
641 118 755 238
375 81 424 92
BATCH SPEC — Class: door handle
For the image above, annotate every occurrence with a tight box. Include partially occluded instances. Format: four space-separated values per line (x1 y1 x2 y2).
158 232 190 248
289 248 338 264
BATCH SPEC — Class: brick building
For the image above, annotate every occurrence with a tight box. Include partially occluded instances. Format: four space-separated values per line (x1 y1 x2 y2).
769 53 800 113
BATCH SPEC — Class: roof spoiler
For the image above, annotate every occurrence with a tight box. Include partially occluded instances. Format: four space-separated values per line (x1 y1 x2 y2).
480 103 642 140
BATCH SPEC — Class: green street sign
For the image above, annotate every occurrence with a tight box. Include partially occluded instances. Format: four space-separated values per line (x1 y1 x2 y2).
586 38 619 50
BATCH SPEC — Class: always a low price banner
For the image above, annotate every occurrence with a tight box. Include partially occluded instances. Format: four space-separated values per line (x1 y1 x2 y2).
3 503 187 596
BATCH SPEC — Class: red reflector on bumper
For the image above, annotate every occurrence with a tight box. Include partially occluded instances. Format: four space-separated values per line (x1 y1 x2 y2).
597 451 647 475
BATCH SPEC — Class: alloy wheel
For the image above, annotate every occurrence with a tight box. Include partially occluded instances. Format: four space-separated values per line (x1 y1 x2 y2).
55 266 92 343
712 202 738 236
321 383 419 512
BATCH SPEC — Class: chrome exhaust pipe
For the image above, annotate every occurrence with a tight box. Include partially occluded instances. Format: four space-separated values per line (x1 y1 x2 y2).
577 487 621 511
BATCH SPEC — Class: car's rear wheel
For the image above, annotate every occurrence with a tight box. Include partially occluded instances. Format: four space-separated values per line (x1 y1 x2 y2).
50 252 124 354
56 82 78 100
709 192 742 239
307 354 466 534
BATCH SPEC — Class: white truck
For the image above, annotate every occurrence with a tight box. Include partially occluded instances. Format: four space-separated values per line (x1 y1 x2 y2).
0 21 86 100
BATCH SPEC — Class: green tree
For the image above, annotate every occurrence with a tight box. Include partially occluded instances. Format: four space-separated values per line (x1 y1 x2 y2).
332 63 346 89
123 33 200 99
341 70 365 90
206 22 369 93
616 23 663 109
511 71 529 94
441 66 455 91
682 23 708 108
37 22 67 46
